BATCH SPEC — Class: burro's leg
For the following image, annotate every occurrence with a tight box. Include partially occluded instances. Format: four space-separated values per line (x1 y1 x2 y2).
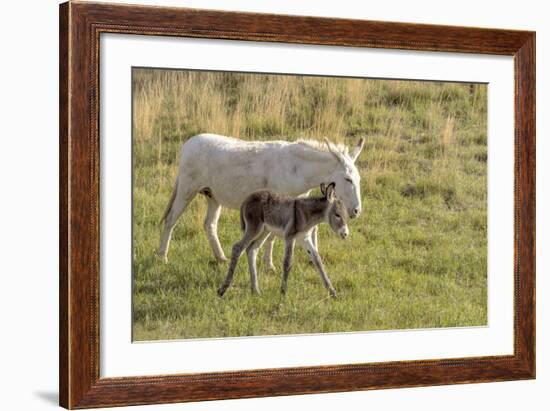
302 234 337 298
158 183 197 263
218 221 264 297
280 237 296 295
204 195 228 262
262 234 276 271
246 230 271 294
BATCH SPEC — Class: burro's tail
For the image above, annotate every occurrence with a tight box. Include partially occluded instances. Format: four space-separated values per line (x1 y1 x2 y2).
239 203 246 232
160 175 178 226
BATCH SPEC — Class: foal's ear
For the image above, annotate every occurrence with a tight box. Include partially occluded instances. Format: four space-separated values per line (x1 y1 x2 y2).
320 183 327 196
325 182 336 201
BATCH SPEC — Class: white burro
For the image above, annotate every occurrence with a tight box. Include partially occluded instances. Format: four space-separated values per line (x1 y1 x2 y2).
158 133 364 269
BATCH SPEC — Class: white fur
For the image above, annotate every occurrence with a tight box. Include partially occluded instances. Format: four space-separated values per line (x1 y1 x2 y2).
159 133 363 261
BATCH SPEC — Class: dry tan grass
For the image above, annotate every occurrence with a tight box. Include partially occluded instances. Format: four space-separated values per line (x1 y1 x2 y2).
133 70 453 147
442 115 456 150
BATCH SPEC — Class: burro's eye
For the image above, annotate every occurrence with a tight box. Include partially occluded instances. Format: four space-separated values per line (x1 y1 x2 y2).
345 177 353 183
334 213 341 219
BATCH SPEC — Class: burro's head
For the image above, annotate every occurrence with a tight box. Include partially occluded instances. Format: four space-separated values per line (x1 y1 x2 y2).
321 182 350 239
325 138 364 218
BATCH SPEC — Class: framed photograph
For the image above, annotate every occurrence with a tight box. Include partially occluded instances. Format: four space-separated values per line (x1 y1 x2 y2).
59 1 535 408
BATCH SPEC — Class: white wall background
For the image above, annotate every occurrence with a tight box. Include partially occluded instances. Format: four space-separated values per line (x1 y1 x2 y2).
0 0 546 410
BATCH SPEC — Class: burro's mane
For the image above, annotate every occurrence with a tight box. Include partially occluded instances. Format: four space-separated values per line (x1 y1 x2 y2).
294 139 349 156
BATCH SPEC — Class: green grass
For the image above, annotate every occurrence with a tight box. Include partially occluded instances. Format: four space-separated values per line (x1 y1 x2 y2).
132 69 487 341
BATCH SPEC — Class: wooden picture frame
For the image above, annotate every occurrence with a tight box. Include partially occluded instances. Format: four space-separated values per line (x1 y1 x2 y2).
59 1 535 408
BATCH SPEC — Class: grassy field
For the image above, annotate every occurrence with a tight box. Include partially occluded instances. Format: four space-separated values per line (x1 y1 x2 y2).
132 68 488 341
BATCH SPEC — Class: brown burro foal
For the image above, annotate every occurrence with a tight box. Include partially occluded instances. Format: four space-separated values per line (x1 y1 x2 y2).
217 182 349 298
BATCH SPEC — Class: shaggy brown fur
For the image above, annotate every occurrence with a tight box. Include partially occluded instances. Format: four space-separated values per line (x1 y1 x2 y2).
218 183 349 298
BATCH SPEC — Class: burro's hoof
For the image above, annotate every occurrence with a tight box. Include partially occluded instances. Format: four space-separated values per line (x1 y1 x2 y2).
280 287 287 295
216 256 229 263
217 286 227 297
329 289 338 299
266 264 277 272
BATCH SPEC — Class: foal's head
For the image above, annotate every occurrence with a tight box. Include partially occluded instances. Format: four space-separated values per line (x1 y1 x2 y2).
321 182 349 239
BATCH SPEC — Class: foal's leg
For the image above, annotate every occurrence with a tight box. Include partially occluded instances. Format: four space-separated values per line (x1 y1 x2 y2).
218 222 263 297
302 236 337 298
299 227 318 265
158 187 197 263
204 195 228 262
280 237 296 295
246 230 271 294
297 190 317 265
311 226 318 250
262 234 276 271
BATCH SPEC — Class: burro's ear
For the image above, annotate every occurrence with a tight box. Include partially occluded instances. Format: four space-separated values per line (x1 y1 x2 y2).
325 182 336 201
324 138 346 164
350 138 365 162
320 183 327 196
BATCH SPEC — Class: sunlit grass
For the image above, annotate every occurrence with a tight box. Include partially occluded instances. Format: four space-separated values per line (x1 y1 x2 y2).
132 69 487 340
